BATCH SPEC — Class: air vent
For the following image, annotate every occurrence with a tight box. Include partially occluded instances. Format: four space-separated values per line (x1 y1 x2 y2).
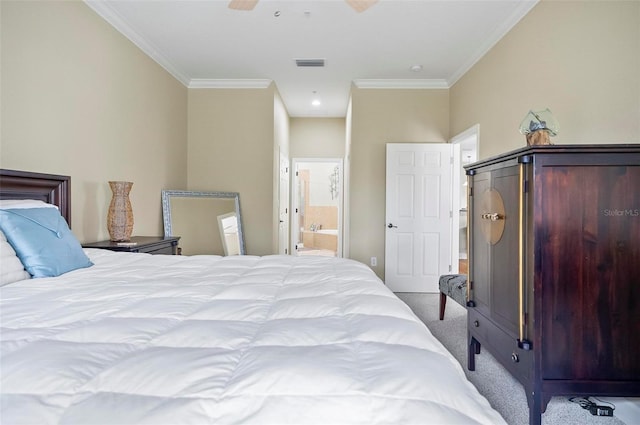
295 58 325 67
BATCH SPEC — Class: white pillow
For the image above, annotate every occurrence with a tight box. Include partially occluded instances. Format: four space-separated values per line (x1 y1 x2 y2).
0 199 58 210
0 230 31 286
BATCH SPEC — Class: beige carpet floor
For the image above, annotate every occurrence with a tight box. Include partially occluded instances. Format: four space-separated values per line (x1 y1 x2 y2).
395 293 628 425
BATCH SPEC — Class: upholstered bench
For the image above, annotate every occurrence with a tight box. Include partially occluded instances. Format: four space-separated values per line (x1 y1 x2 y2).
438 274 468 320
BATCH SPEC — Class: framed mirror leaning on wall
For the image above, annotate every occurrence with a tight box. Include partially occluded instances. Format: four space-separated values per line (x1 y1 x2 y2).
162 190 245 256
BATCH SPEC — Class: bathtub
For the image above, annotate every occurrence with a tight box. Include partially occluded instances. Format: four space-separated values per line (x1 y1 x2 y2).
302 229 338 251
315 229 338 235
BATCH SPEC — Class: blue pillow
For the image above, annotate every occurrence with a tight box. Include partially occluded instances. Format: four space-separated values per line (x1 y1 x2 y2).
0 208 93 278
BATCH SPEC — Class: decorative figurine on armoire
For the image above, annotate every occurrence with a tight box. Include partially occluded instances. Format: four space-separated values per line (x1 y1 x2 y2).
519 108 559 146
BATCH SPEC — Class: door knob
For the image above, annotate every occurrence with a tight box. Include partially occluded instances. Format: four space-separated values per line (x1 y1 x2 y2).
387 223 397 228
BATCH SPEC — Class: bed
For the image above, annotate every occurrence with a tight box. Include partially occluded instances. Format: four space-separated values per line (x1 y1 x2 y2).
0 169 506 425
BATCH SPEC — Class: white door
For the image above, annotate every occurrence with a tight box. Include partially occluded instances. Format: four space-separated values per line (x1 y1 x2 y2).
278 152 290 255
385 143 457 292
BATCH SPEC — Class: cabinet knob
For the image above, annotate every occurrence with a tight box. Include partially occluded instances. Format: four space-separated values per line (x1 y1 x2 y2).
481 212 504 221
473 320 480 327
511 353 519 363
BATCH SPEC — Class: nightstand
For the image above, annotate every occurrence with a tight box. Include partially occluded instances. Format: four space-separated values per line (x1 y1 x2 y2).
82 236 181 255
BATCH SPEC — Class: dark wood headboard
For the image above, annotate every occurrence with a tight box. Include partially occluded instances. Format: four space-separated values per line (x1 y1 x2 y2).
0 169 72 226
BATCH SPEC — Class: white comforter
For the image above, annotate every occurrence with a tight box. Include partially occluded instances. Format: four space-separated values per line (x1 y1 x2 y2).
1 250 505 425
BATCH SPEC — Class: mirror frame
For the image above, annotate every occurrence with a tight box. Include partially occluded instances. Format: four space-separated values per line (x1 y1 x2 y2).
161 190 246 255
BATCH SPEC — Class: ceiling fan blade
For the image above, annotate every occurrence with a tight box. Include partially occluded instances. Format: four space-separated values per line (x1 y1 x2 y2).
345 0 378 13
228 0 259 11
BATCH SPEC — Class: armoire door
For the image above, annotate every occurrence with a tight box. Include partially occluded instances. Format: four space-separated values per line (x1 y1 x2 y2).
489 165 520 337
470 163 520 336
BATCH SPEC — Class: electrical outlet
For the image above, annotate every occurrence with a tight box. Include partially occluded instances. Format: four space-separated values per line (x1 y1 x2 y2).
370 257 377 267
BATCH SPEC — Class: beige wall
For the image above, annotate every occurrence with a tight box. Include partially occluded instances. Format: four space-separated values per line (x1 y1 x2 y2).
5 0 638 268
187 87 277 255
349 88 449 278
0 1 188 242
451 0 640 159
290 118 346 158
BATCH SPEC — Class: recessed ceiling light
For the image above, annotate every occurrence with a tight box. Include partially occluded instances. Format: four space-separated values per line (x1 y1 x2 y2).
410 64 423 72
311 99 322 107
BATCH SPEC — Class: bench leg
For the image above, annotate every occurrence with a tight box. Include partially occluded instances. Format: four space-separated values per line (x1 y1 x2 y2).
439 292 447 320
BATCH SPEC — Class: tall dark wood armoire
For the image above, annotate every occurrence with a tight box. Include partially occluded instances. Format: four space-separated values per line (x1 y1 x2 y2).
465 145 640 425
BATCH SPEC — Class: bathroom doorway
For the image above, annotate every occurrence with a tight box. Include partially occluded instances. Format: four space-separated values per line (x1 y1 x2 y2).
291 158 343 257
450 124 479 274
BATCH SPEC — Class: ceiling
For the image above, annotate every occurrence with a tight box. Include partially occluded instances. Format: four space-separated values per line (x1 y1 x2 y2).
85 0 538 118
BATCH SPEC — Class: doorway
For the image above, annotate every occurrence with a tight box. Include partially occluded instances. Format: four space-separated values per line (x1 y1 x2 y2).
291 159 343 257
450 125 479 274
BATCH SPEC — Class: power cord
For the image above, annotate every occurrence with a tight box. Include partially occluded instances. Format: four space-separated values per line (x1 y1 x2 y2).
569 396 615 417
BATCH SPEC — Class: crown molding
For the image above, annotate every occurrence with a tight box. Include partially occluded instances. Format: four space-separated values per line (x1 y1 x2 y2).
353 79 449 89
188 79 273 89
447 0 539 86
84 0 190 86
